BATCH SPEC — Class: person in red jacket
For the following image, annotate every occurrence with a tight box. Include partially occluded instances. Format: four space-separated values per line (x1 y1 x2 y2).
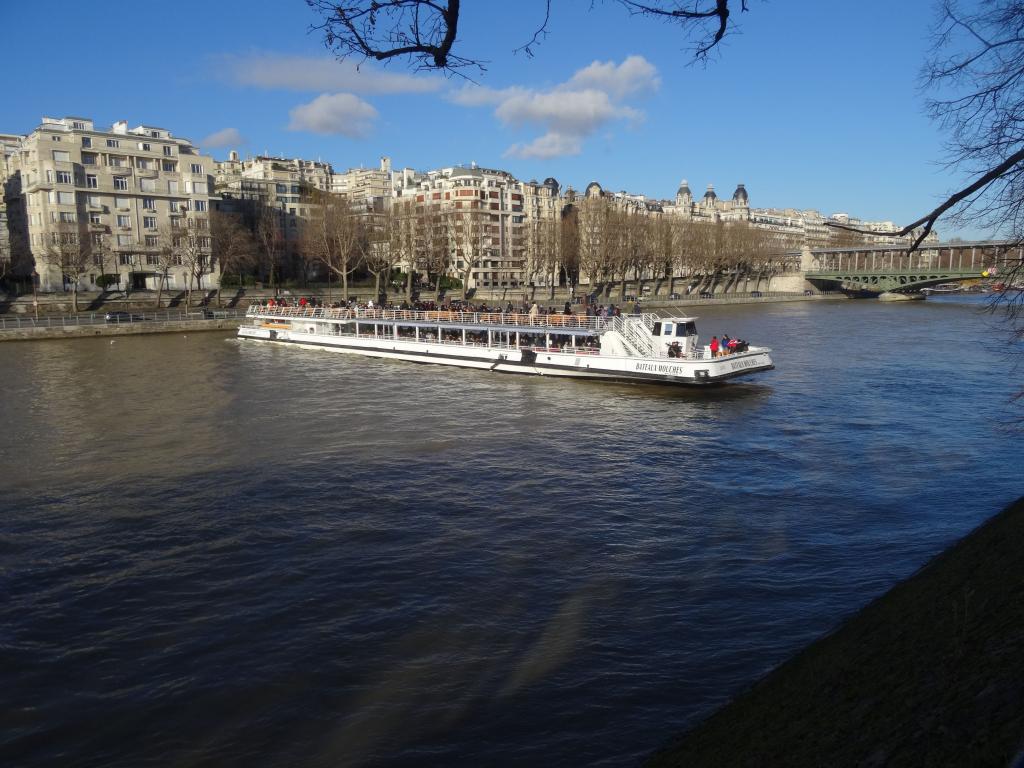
710 336 720 357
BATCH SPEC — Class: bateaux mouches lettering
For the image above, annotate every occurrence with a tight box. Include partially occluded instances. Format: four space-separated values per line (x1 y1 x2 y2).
730 357 763 371
634 362 687 375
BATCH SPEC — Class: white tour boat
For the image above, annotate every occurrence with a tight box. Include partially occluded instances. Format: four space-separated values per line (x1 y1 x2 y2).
237 305 774 386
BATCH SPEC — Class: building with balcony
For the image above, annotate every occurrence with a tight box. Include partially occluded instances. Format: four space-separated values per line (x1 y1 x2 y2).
393 163 529 292
2 116 219 293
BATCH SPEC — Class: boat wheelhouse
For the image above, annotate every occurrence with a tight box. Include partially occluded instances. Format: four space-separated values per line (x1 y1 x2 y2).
237 305 774 386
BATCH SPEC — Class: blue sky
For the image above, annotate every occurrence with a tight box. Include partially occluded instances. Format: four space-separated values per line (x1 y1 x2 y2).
2 0 984 237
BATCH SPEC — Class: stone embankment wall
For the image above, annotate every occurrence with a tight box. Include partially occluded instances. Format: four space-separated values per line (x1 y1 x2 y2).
646 495 1024 768
0 319 240 342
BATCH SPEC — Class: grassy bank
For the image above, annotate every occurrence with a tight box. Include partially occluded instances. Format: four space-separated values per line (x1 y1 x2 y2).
647 496 1024 768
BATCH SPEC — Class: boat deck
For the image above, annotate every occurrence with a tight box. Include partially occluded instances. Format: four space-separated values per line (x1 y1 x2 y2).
247 305 610 333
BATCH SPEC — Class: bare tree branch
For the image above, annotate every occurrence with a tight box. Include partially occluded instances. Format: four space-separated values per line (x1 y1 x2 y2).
618 0 749 58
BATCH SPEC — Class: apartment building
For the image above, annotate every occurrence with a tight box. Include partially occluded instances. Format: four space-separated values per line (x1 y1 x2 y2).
3 117 218 293
395 164 528 291
0 133 23 277
214 153 333 251
665 180 751 222
331 156 405 213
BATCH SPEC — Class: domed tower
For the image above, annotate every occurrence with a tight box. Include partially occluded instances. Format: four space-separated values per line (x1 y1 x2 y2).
585 181 603 199
675 179 692 208
703 183 717 203
543 177 560 195
732 183 749 213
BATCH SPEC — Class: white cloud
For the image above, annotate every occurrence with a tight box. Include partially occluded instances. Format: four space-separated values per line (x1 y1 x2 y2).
220 53 441 95
495 89 639 135
447 55 658 159
200 127 245 149
448 84 522 107
566 55 660 99
505 132 583 160
287 93 378 138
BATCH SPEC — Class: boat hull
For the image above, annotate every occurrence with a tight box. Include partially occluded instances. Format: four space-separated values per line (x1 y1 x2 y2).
237 326 773 385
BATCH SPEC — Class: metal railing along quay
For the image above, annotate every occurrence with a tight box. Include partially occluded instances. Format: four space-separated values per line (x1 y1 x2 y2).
0 308 246 330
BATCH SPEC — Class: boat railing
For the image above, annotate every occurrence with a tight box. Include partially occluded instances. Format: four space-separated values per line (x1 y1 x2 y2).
247 304 609 331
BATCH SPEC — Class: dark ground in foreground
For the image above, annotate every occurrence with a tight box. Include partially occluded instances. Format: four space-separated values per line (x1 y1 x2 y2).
647 496 1024 768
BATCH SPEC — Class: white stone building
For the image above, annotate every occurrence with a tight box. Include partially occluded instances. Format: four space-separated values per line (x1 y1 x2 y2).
3 116 219 293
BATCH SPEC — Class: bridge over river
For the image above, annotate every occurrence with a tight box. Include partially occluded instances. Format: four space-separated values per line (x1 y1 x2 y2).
795 240 1023 295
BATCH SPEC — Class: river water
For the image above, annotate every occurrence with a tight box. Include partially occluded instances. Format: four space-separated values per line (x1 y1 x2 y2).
1 296 1022 767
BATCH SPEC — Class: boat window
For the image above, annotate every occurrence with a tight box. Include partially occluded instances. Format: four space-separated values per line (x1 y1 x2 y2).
652 322 661 336
663 323 673 336
681 322 697 336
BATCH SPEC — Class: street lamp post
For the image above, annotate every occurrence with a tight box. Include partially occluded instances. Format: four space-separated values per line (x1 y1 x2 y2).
31 270 39 320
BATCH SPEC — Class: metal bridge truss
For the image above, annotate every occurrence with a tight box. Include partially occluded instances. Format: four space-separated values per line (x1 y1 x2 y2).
803 241 1023 294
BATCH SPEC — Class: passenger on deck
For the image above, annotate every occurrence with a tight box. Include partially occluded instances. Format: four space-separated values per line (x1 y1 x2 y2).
668 341 682 358
721 334 731 355
710 336 720 357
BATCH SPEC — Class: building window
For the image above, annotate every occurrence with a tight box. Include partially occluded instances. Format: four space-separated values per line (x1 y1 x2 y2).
139 142 151 152
167 180 178 194
53 150 70 162
117 215 131 228
142 197 155 210
89 212 102 224
145 237 158 249
87 194 101 207
81 136 92 147
190 163 203 174
162 160 176 172
115 196 130 209
140 178 156 193
56 170 72 184
91 234 104 247
82 153 97 165
118 251 132 263
86 174 98 188
56 191 75 205
114 177 128 190
145 254 159 265
194 200 207 212
51 136 61 142
59 212 77 223
107 139 120 148
46 170 53 183
108 156 123 167
72 121 86 130
143 216 156 229
163 146 172 156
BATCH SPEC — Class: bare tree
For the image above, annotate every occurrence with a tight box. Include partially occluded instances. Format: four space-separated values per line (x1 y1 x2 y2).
383 202 418 303
577 196 614 295
302 196 366 301
307 0 743 74
419 208 451 293
210 209 256 305
152 226 183 309
254 205 285 292
445 205 486 300
41 224 91 312
364 208 397 304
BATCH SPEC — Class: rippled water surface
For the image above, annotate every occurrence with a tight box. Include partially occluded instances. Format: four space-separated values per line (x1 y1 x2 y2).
2 296 1022 767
